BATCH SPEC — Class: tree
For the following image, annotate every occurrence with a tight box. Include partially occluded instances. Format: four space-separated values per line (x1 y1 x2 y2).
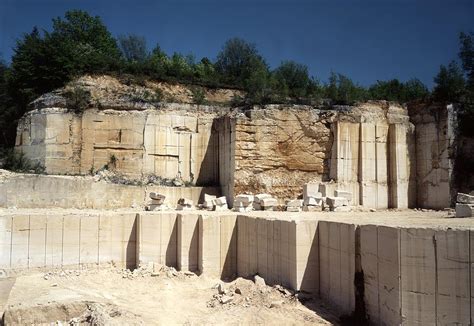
403 78 429 101
433 61 465 102
273 61 311 98
325 72 367 104
459 32 474 89
118 34 148 62
244 58 273 104
215 38 267 87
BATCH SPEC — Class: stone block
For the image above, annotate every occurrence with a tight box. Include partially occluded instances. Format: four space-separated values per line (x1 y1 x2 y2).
255 193 272 202
303 183 320 199
455 203 473 217
303 197 322 206
214 196 227 206
235 194 254 204
326 196 349 208
261 197 277 207
286 199 303 207
335 190 352 201
319 183 337 197
295 219 319 293
148 204 167 211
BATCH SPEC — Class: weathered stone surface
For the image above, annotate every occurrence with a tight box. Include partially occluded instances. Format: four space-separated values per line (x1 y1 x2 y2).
334 190 351 201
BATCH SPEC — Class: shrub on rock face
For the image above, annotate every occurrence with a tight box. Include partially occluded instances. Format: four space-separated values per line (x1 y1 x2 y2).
64 86 91 112
0 149 45 173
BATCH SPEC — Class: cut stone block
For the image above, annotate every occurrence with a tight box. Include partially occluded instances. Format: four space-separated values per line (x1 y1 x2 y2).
214 196 227 206
319 183 337 197
457 193 474 204
286 207 302 212
335 190 352 202
456 203 473 218
255 193 272 202
261 197 277 207
303 197 322 206
235 194 254 204
326 197 349 208
303 183 320 199
177 204 194 211
214 205 228 211
286 199 303 207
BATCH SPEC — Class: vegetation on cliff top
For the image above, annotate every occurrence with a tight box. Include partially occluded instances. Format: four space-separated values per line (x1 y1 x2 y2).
0 10 473 147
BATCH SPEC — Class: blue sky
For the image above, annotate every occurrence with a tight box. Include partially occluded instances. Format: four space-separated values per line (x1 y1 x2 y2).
1 0 473 88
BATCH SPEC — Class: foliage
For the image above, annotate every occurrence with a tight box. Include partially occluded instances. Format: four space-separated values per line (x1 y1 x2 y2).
325 72 368 104
369 78 429 102
215 38 267 87
191 87 206 105
433 61 465 102
1 148 45 173
64 85 91 112
118 34 147 63
273 61 311 98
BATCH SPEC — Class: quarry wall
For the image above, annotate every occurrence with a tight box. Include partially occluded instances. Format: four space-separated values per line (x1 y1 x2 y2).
0 211 472 324
13 97 467 209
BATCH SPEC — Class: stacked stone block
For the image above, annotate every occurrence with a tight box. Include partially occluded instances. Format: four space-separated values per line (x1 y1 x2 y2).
455 192 474 217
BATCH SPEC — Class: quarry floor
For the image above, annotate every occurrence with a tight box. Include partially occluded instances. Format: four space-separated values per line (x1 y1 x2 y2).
1 267 338 325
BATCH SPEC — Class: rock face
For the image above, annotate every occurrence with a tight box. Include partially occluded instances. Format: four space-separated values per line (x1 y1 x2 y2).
13 75 472 209
232 106 333 199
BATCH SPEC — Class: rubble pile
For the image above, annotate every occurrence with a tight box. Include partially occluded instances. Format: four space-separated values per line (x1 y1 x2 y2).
206 274 300 309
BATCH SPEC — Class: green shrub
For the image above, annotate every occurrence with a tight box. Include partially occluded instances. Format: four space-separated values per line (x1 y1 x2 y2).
64 85 91 112
1 149 45 173
191 87 206 105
